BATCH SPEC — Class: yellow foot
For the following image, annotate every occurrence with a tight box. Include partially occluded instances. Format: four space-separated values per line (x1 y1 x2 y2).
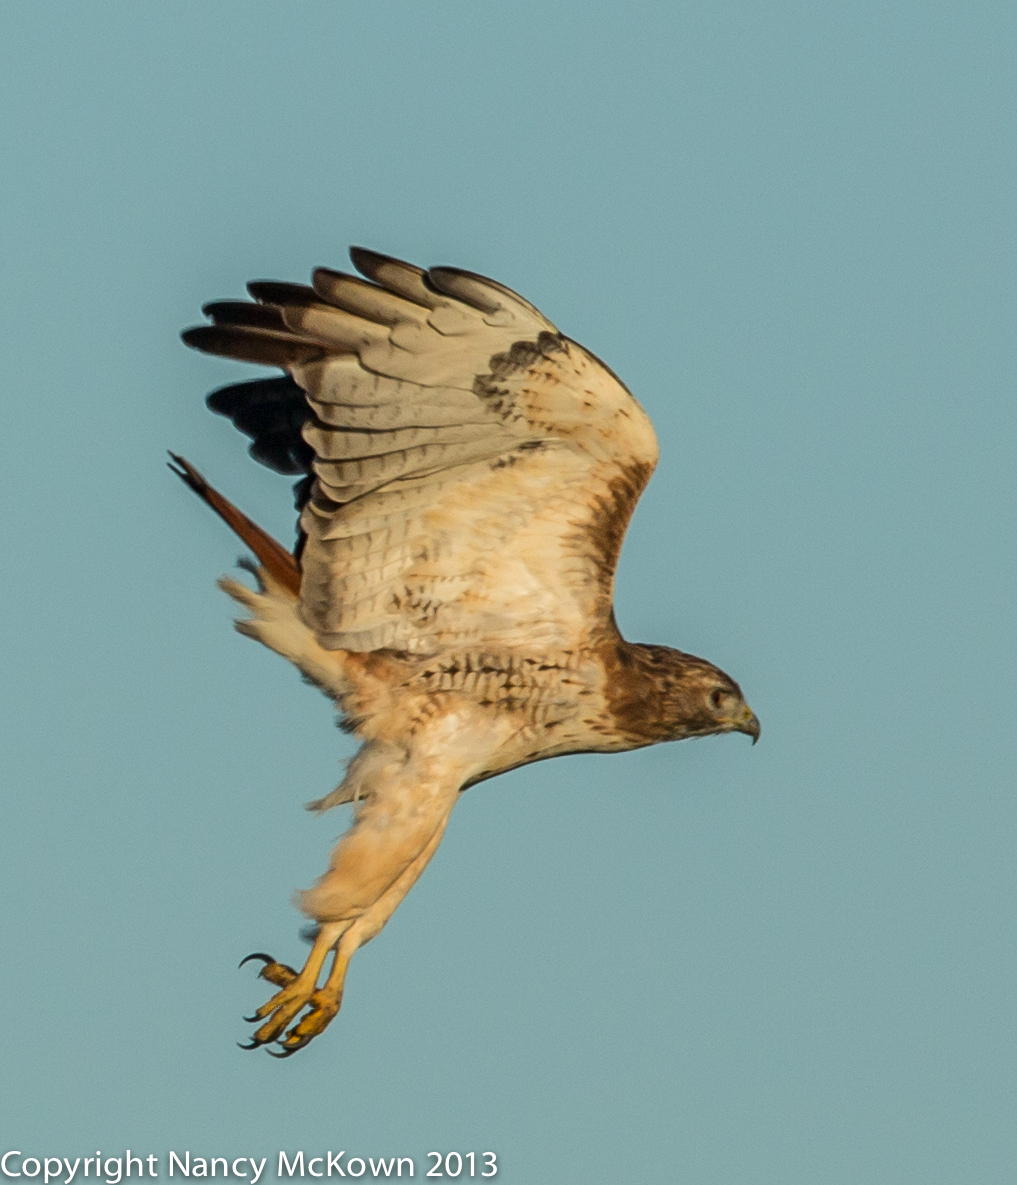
269 991 341 1056
237 929 348 1056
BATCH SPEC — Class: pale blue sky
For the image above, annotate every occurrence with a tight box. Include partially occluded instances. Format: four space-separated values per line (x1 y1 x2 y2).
2 2 1015 1181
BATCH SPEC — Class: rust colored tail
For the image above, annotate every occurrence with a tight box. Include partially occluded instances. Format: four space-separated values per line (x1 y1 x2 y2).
168 452 301 596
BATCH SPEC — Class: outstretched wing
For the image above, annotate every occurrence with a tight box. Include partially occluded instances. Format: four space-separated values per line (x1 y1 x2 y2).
183 249 658 656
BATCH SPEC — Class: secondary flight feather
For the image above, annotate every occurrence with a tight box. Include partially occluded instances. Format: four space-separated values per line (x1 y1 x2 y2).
175 247 759 1055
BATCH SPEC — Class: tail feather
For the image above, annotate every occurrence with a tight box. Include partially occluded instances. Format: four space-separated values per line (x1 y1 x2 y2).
168 452 301 596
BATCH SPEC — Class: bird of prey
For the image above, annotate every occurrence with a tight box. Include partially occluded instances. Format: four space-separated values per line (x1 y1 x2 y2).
174 247 759 1056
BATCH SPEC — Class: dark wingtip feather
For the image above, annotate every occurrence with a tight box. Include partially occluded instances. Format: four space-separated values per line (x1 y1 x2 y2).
246 280 318 306
201 300 287 331
181 323 323 368
348 246 387 280
311 266 373 302
349 245 425 282
348 246 438 309
181 325 211 348
426 266 501 313
206 376 314 477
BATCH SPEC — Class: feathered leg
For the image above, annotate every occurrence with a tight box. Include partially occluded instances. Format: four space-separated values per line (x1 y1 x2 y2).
249 820 450 1054
241 703 511 1054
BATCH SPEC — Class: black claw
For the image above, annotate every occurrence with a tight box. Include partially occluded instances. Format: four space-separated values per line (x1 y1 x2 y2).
239 952 275 970
268 1046 299 1059
237 1040 262 1050
242 1013 262 1024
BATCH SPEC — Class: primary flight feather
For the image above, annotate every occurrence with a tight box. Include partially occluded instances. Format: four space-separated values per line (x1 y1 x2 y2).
175 247 759 1055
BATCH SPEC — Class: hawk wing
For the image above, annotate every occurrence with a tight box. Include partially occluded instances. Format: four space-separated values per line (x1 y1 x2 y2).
183 249 659 657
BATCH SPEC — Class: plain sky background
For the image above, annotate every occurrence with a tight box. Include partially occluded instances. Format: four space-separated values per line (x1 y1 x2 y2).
1 2 1015 1181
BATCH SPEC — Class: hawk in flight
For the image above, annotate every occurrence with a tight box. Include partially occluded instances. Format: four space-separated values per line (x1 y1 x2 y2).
175 248 759 1056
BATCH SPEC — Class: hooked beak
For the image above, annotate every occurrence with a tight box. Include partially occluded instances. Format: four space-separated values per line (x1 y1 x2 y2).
736 706 761 744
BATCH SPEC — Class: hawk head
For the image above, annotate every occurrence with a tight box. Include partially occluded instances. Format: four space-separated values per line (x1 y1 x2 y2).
671 660 760 743
608 643 760 746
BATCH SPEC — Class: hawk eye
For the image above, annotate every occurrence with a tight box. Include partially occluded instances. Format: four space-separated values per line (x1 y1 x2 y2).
710 689 727 709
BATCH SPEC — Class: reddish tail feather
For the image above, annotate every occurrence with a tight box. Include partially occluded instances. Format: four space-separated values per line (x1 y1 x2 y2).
168 452 301 596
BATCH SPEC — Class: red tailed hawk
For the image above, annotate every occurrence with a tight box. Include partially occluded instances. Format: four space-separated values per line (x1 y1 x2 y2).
174 248 759 1056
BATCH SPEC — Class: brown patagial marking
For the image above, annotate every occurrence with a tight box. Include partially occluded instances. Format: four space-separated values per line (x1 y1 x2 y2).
174 246 759 1055
580 459 657 634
